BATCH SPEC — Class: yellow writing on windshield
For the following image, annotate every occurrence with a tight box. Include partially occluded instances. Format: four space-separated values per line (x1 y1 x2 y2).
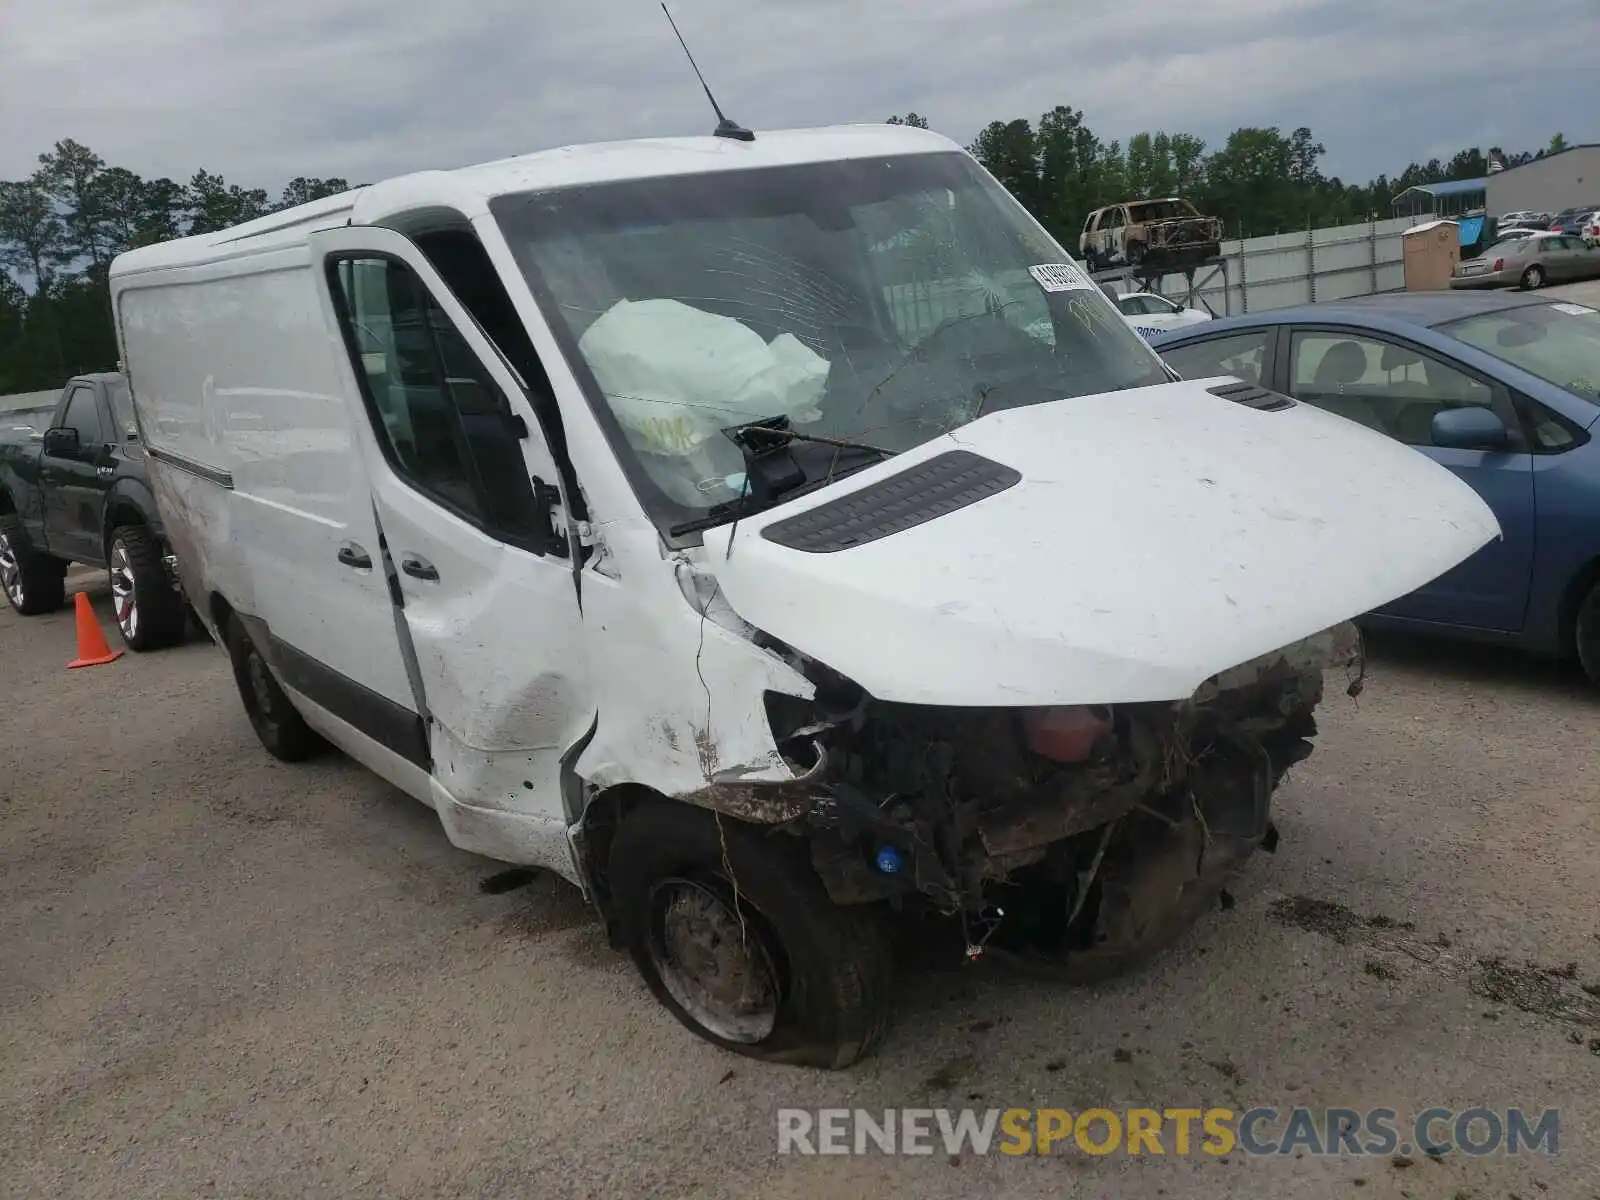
635 412 699 455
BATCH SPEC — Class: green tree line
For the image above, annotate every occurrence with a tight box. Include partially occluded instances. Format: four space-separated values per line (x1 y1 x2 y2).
932 110 1564 251
0 121 1569 395
0 139 350 394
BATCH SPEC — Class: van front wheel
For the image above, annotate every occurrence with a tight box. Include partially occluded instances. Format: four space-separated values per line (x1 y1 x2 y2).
224 615 324 762
609 802 893 1069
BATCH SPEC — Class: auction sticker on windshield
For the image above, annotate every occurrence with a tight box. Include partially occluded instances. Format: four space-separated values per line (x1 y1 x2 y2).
1029 263 1094 292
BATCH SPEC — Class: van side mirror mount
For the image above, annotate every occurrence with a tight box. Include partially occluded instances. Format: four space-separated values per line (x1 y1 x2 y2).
529 477 569 558
1432 405 1510 450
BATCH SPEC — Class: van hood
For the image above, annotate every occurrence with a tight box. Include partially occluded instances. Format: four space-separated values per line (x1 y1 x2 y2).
701 379 1499 707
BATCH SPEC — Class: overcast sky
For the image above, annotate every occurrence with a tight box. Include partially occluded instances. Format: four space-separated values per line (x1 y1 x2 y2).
2 0 1594 193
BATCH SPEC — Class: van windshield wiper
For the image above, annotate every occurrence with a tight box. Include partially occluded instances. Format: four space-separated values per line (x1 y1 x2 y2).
722 416 895 460
667 415 896 538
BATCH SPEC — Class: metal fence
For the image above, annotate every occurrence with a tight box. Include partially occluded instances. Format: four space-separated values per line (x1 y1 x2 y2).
878 215 1418 342
1145 216 1416 316
0 390 56 433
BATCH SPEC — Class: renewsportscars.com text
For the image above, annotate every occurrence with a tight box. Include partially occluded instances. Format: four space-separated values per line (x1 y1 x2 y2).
776 1106 1560 1158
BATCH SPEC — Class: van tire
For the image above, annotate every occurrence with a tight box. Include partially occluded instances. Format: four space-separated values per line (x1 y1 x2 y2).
0 514 66 616
225 614 324 762
609 802 893 1069
107 524 187 651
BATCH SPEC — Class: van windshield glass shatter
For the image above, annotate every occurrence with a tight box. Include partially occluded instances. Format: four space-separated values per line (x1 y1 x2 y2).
491 151 1168 532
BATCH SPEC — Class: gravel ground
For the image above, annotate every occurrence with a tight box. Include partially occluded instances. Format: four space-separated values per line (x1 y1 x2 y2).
4 283 1599 1198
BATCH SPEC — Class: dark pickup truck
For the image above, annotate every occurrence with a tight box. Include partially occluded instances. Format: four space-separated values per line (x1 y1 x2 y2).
0 372 188 650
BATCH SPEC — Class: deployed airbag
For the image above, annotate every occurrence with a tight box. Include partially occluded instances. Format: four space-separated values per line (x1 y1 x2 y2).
578 298 830 459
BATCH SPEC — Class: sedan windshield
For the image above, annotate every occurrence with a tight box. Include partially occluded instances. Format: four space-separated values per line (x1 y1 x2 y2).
1437 301 1600 405
491 152 1168 532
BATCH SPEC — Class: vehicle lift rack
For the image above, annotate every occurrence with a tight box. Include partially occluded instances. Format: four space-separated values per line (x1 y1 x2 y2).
1088 255 1231 317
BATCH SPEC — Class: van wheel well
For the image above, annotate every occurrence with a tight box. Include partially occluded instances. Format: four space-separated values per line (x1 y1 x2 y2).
209 592 236 638
1559 556 1600 660
577 784 672 941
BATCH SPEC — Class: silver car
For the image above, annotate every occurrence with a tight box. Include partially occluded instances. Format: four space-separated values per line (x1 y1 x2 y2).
1451 232 1599 290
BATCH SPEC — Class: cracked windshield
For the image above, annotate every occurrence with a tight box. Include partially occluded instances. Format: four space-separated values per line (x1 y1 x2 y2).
493 152 1167 524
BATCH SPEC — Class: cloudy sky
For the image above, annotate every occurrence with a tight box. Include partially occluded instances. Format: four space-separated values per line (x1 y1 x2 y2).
2 0 1594 193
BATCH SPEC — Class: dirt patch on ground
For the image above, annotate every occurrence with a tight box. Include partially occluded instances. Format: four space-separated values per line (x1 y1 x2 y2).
1273 893 1600 1033
1469 958 1600 1026
1267 896 1366 943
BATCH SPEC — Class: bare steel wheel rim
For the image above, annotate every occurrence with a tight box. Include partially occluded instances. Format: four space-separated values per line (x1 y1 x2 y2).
0 531 22 608
647 877 782 1044
109 541 138 640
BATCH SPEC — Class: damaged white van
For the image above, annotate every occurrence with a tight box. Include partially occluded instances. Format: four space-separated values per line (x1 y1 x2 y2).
109 123 1497 1068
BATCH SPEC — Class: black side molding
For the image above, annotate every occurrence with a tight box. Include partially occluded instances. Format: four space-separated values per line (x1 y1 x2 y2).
265 631 431 770
146 445 235 489
1208 381 1296 411
761 449 1021 554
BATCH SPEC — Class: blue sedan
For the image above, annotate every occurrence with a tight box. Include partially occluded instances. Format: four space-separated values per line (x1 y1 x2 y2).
1148 291 1600 683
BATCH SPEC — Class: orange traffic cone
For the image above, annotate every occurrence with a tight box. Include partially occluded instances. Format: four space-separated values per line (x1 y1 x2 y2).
68 591 124 669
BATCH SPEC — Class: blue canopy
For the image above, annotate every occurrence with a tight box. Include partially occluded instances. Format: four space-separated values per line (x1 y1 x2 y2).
1458 215 1485 246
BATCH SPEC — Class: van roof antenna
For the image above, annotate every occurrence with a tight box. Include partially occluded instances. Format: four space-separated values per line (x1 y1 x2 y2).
661 3 755 142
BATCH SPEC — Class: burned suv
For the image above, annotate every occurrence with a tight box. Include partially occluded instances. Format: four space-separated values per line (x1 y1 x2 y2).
1081 198 1223 271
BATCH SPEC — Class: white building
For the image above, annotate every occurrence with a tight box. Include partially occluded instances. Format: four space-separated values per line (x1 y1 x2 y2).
1485 144 1600 215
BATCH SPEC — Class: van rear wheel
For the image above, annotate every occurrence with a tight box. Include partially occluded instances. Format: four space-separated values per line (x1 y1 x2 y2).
609 802 893 1069
225 614 324 761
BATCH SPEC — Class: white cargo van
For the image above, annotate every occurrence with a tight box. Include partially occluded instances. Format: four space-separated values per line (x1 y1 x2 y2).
109 123 1497 1068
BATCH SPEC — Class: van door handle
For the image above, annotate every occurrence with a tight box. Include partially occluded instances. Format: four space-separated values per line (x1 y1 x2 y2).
401 554 439 582
337 543 372 570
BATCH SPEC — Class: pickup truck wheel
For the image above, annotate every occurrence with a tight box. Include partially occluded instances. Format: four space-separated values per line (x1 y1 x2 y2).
224 614 324 761
609 802 893 1069
1576 581 1600 686
0 515 66 616
108 525 187 651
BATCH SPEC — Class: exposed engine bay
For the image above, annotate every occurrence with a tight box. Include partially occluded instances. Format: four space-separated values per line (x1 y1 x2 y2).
754 622 1364 973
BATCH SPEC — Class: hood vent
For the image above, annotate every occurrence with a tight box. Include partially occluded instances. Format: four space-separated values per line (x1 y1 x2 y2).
1208 380 1296 411
761 449 1021 554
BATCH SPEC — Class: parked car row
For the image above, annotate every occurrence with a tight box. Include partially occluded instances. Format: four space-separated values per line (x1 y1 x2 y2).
1549 206 1600 241
1498 207 1600 241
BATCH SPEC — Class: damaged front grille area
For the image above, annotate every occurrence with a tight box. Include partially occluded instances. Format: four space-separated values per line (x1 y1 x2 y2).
755 623 1361 971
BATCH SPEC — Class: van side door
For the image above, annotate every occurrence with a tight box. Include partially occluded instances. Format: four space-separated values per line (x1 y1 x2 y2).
308 225 593 869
